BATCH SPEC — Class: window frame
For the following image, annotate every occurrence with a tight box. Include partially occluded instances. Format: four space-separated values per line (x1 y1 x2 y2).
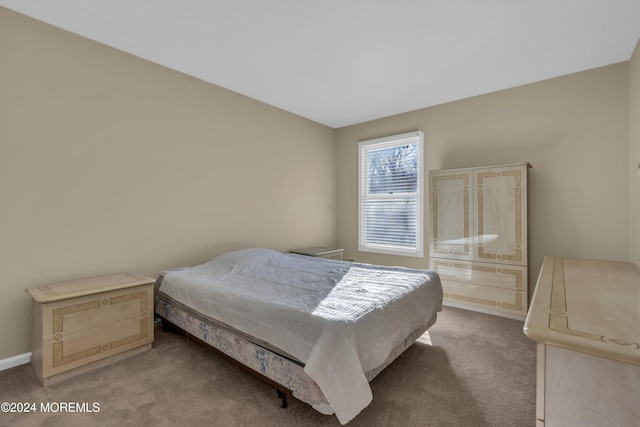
358 130 424 258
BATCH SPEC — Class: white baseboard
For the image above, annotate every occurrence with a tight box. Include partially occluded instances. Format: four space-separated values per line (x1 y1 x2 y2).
442 300 526 321
0 352 31 371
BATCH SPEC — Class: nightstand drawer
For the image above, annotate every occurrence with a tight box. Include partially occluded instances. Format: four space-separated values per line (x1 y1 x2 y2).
41 286 150 340
27 273 155 385
40 285 153 377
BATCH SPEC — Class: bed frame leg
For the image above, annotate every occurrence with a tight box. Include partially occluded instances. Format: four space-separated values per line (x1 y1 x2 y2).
276 389 288 409
159 318 170 332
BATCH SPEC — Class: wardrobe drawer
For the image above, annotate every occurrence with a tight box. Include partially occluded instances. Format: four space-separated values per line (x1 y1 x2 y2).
431 260 526 291
441 279 527 317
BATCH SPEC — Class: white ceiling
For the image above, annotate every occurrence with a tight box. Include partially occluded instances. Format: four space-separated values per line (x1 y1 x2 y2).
2 0 640 128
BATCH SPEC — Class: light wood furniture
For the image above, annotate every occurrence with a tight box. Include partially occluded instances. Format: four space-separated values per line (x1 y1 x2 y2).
26 273 155 386
290 247 344 260
524 257 640 426
428 163 530 319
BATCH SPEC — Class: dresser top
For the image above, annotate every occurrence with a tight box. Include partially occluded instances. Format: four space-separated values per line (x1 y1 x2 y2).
26 273 155 303
524 256 640 366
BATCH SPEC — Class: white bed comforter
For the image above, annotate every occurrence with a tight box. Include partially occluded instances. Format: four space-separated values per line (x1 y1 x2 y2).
159 248 442 424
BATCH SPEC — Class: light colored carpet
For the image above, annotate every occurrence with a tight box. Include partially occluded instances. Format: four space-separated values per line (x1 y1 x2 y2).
0 306 536 426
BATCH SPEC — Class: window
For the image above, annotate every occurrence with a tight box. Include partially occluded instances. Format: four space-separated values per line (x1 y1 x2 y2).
358 130 423 257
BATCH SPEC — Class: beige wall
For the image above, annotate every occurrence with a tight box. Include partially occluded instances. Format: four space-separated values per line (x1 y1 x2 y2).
336 62 630 292
1 6 636 361
0 8 336 359
630 39 640 267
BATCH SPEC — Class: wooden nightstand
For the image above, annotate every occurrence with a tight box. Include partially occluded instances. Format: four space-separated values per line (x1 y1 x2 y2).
290 247 344 261
26 273 155 386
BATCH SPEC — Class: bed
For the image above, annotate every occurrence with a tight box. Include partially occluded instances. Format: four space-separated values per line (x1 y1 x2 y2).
155 248 443 424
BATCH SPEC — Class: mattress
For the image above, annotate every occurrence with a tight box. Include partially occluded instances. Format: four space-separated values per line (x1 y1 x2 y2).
155 292 436 413
157 248 443 424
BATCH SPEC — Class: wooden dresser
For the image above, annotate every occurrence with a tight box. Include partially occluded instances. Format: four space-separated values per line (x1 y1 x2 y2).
26 273 155 386
524 257 640 426
429 163 530 319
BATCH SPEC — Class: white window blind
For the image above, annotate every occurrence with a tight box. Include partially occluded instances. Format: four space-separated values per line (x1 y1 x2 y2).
358 131 423 257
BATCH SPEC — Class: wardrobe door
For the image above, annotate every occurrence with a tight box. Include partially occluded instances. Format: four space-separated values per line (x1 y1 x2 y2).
473 164 527 266
429 170 473 260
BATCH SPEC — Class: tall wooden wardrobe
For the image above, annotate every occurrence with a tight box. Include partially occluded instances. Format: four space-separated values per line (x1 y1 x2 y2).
428 163 530 319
